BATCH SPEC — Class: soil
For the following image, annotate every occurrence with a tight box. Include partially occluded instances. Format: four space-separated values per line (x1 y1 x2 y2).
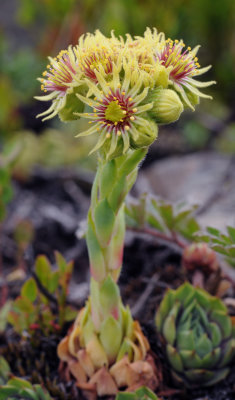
1 167 235 400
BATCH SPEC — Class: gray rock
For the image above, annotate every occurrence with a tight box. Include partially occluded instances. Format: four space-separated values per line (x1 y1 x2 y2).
136 152 235 230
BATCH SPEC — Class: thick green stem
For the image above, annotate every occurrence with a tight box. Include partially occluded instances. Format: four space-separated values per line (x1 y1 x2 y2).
86 148 147 328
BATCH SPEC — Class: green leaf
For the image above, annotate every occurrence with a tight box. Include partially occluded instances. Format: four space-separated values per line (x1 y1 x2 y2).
0 357 10 383
115 386 158 400
86 213 106 282
0 301 12 332
7 377 32 390
135 386 159 400
118 148 147 177
21 278 37 302
55 251 67 274
207 226 220 237
227 226 235 242
94 199 115 247
35 255 52 289
108 175 127 213
99 160 117 199
100 316 122 363
158 204 174 229
47 271 59 293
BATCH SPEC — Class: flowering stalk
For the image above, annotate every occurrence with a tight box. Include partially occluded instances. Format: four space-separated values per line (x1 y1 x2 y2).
36 28 214 395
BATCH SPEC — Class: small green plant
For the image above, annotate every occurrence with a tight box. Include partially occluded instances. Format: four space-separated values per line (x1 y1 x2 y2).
195 226 235 267
0 376 53 400
125 193 200 245
156 282 235 387
8 252 77 335
115 386 159 400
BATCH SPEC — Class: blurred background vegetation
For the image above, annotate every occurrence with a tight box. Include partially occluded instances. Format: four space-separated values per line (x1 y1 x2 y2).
0 0 235 176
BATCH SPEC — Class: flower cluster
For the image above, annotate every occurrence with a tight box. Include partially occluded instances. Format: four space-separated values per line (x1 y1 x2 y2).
36 28 215 157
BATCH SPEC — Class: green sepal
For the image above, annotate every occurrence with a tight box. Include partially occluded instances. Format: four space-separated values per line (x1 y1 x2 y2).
100 315 122 363
166 344 184 372
94 198 115 246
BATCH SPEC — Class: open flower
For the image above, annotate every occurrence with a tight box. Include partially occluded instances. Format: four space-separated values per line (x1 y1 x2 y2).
155 38 216 108
35 46 82 120
75 65 157 158
75 31 116 82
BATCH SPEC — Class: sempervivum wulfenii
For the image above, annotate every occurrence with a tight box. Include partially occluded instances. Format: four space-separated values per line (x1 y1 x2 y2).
155 282 235 387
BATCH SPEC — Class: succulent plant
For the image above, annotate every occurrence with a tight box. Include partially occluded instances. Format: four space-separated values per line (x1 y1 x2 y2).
156 282 235 387
36 28 214 396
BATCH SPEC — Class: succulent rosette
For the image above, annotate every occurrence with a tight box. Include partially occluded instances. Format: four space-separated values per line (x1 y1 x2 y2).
156 282 235 387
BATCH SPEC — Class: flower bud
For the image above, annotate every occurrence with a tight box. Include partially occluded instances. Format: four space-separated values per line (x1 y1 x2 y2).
130 119 158 149
148 88 183 124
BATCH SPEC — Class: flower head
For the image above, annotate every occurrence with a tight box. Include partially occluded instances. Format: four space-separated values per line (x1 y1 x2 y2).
155 38 216 108
74 30 122 83
35 28 215 150
75 65 156 158
35 46 82 120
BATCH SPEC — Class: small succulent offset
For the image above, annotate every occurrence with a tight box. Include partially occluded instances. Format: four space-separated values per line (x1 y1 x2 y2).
36 29 214 395
156 282 235 387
